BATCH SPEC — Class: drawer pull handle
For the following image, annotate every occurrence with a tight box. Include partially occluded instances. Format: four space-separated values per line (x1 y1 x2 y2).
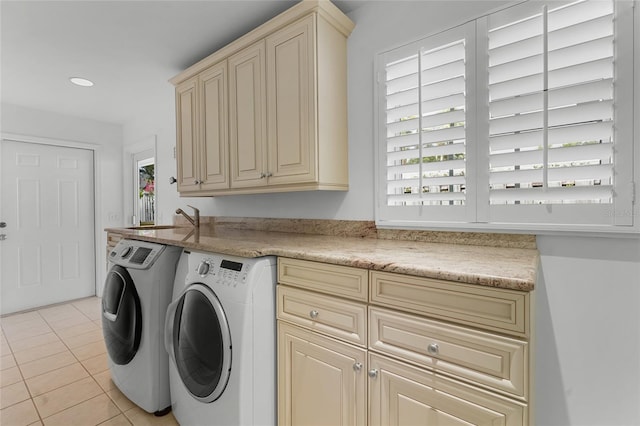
309 310 319 319
427 343 439 355
353 362 363 372
368 369 378 379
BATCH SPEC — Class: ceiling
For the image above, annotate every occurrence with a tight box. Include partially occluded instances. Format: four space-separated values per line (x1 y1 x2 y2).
1 0 361 126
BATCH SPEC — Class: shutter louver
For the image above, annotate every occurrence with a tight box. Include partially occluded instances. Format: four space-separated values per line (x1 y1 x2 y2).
384 39 466 207
488 0 614 205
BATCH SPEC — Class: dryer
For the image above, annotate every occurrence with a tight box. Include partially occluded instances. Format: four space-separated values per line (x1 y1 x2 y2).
102 239 182 415
165 250 277 426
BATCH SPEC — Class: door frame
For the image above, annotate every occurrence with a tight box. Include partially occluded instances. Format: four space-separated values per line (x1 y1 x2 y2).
124 135 157 226
1 132 103 297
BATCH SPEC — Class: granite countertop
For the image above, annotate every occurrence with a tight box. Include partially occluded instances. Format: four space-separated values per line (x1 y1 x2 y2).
106 219 538 291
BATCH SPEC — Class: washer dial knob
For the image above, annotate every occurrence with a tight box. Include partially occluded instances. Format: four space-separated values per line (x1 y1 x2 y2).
120 246 133 258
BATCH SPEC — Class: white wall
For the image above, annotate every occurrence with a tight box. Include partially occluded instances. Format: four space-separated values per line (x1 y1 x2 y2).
535 235 640 425
1 103 124 293
122 1 640 423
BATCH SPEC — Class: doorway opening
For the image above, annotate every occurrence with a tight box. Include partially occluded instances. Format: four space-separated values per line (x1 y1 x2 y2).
135 153 155 226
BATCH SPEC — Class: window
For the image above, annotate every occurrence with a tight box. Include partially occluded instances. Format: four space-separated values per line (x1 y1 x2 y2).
376 0 636 232
378 22 476 224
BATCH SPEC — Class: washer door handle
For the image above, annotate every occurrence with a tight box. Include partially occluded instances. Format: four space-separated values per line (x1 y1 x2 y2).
103 311 117 322
164 298 179 361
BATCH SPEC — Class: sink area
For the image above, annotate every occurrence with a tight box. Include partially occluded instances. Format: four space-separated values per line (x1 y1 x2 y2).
126 225 183 230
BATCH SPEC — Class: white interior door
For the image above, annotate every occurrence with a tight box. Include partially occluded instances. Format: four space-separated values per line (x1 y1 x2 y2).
0 139 96 314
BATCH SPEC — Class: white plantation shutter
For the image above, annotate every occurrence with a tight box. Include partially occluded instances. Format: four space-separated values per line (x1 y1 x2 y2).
487 0 615 206
377 23 476 224
376 0 635 231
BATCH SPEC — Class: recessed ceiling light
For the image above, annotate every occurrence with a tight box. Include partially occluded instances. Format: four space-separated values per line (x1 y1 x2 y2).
69 77 94 87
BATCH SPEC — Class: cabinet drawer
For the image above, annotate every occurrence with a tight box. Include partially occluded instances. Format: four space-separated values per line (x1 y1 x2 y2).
278 285 367 346
369 353 527 426
370 307 527 399
370 271 529 336
278 258 368 301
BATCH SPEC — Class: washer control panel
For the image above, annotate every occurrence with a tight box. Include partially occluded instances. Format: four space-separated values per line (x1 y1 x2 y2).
109 240 165 270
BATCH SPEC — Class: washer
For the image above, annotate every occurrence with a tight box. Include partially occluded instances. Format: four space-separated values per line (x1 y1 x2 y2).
165 250 277 426
102 239 182 415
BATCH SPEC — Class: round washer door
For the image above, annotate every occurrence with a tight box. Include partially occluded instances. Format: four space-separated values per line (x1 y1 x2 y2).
101 265 142 365
168 283 232 403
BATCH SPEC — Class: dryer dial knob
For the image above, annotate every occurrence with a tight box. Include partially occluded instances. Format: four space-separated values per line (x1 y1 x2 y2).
197 261 211 277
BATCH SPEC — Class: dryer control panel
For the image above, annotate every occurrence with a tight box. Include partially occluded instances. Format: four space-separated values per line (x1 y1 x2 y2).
195 257 250 288
186 251 277 303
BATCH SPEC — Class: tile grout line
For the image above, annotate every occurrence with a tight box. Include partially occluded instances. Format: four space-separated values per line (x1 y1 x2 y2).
1 298 128 426
37 301 129 425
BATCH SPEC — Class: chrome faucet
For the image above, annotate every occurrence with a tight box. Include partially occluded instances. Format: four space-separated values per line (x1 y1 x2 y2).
176 205 200 229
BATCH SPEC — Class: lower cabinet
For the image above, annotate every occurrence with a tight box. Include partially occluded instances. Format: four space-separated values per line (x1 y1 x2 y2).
278 322 366 426
276 257 533 426
368 353 526 426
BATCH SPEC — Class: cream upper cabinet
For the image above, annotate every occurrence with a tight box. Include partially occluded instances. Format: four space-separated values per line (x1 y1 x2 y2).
265 15 316 186
171 1 354 196
229 41 267 188
175 76 199 192
175 61 229 192
199 62 229 191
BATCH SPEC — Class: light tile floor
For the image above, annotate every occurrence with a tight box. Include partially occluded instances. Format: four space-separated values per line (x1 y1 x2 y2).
0 297 178 426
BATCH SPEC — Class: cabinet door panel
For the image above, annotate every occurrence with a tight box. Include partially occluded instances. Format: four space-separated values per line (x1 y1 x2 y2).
267 15 317 185
229 41 267 188
278 322 366 426
369 353 526 426
200 62 229 190
175 77 199 192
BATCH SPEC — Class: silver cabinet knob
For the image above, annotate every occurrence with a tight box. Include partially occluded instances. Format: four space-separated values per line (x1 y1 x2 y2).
259 173 266 179
0 234 6 241
427 343 439 355
265 172 273 177
309 310 319 319
194 180 200 185
368 369 378 379
353 362 363 372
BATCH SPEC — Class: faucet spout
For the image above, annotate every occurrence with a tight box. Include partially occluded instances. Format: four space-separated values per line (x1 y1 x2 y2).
175 205 200 229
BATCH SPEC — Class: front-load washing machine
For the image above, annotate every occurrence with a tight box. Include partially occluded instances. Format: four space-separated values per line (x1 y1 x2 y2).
165 250 277 426
102 239 182 415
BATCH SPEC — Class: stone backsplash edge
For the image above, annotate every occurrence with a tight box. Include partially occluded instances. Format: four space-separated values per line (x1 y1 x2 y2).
172 216 537 249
